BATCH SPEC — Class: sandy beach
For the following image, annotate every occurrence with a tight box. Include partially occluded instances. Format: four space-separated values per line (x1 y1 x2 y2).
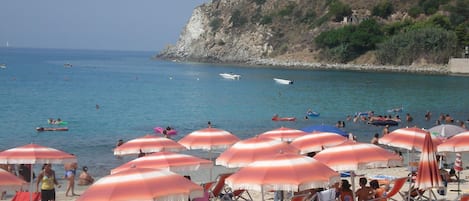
1 165 467 201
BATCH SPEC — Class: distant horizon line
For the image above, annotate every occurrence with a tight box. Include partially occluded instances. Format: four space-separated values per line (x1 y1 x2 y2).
0 45 161 53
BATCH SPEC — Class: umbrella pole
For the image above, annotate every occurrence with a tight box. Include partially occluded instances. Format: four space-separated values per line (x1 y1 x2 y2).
30 164 34 201
351 171 356 201
209 150 213 181
261 187 265 201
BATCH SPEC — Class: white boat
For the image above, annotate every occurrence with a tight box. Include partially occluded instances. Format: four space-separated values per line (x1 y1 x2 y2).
64 63 72 68
0 64 6 69
273 78 293 85
219 73 241 80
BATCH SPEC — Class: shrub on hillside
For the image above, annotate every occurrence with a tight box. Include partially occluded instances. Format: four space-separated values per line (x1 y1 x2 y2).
372 0 394 19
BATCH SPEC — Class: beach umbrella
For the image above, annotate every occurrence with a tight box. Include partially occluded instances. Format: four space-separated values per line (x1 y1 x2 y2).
428 124 466 138
258 127 307 142
437 131 469 153
225 152 340 201
300 125 348 137
178 127 239 180
290 132 348 154
0 143 76 201
113 134 186 156
77 167 203 201
379 127 443 152
313 142 402 200
414 132 443 200
0 168 27 191
110 151 213 174
216 136 299 168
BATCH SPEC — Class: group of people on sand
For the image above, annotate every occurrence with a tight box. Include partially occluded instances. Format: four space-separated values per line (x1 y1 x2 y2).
2 162 95 201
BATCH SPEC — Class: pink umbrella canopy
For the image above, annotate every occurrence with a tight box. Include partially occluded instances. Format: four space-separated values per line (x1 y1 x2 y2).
290 132 348 154
415 132 443 191
313 142 402 171
225 152 340 193
0 143 76 164
113 135 186 156
0 168 27 191
379 127 442 152
216 136 299 168
77 167 204 201
437 131 469 153
258 127 307 142
178 128 240 151
111 151 213 174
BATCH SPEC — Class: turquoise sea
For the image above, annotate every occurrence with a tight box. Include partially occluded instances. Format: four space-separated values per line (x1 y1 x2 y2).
1 47 468 177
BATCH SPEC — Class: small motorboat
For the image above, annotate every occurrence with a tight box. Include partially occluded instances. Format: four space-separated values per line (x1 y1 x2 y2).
273 78 293 85
36 127 69 132
154 127 177 136
219 73 241 80
0 64 6 69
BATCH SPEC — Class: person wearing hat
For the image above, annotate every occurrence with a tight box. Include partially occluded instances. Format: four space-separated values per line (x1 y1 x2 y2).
78 166 94 186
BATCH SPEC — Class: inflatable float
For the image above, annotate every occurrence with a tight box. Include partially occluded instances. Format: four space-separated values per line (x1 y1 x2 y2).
154 127 177 136
306 111 320 117
368 119 399 126
272 115 296 121
36 127 68 132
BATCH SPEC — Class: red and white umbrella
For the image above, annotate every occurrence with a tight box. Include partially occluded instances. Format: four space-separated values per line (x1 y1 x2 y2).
415 132 443 194
0 143 76 164
77 167 203 201
111 151 213 174
258 127 307 142
379 127 443 152
178 128 240 151
0 168 27 191
437 131 469 153
216 136 299 168
225 152 340 201
313 142 402 200
290 132 348 154
113 134 186 156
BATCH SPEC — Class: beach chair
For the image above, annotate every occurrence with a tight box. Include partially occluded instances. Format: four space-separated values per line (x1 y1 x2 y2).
205 173 252 201
367 177 407 201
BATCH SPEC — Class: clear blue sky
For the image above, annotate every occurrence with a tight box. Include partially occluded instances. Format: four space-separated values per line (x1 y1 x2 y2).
0 1 208 51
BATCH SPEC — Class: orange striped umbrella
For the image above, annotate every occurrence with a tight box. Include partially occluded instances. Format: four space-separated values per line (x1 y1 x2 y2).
178 128 240 151
313 142 402 171
113 134 186 156
225 152 340 201
111 151 213 174
379 127 442 151
216 136 299 168
258 127 307 142
415 132 443 192
437 131 469 153
0 143 76 164
77 167 203 201
290 132 348 154
0 168 27 191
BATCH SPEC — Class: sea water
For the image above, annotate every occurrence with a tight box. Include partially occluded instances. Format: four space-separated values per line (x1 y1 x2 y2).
1 47 468 177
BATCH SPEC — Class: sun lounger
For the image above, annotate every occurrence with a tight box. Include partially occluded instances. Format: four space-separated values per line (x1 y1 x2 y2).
201 172 252 201
368 177 407 201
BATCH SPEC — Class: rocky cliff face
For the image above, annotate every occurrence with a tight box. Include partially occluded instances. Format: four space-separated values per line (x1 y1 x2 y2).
157 0 292 63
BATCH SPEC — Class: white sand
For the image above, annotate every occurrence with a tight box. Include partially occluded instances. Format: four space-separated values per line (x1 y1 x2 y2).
1 166 466 201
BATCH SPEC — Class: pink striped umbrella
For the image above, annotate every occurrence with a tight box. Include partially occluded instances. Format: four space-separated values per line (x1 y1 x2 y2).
111 151 213 174
77 167 203 201
225 152 340 201
437 131 469 153
313 142 402 200
379 127 443 151
290 132 348 154
113 134 186 156
216 136 299 168
258 127 307 142
415 132 443 194
178 128 240 151
0 143 76 164
0 168 27 191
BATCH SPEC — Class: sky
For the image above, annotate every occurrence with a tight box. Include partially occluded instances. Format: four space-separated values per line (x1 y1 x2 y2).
0 1 208 52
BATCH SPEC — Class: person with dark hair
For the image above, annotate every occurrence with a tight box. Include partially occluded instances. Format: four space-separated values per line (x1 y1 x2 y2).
356 177 373 201
36 164 60 201
370 179 386 201
339 179 353 201
78 166 94 186
18 164 34 182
